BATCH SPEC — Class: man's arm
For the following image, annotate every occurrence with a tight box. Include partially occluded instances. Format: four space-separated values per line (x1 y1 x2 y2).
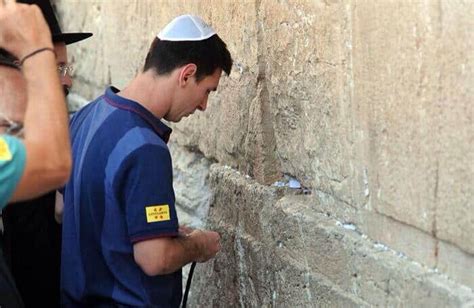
10 49 71 201
120 141 220 276
133 229 221 276
0 1 71 201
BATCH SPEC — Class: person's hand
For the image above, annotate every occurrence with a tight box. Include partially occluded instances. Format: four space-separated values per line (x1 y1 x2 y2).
189 229 221 263
0 0 53 60
179 225 194 237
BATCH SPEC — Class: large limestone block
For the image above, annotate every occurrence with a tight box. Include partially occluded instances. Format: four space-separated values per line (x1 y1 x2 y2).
191 166 370 307
308 184 472 284
353 0 440 237
360 210 438 268
170 1 283 184
438 240 474 289
352 1 473 253
433 0 474 254
256 1 366 207
189 166 474 306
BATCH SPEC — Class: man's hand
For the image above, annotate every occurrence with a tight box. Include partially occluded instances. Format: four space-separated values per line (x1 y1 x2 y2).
0 0 53 59
179 225 221 262
188 229 221 263
178 225 194 236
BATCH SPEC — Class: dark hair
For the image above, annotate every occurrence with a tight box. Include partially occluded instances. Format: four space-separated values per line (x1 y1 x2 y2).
143 34 233 81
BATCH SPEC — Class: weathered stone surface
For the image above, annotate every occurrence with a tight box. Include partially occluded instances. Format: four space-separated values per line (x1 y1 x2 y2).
438 240 474 290
55 0 474 300
169 142 212 228
352 0 474 255
433 1 474 254
360 210 438 268
352 0 439 237
299 185 473 290
190 166 370 307
189 166 474 306
260 0 359 205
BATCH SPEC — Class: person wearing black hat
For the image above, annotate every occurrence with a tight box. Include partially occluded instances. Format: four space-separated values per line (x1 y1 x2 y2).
1 1 92 307
0 0 73 306
18 0 92 96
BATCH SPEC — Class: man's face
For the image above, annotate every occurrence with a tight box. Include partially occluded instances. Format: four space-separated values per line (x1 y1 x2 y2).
165 68 222 122
54 42 72 96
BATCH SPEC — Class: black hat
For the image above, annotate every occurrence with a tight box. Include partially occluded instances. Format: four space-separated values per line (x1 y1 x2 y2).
19 0 92 45
0 49 20 70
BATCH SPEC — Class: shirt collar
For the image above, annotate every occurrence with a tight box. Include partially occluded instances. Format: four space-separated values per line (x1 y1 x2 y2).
103 86 172 143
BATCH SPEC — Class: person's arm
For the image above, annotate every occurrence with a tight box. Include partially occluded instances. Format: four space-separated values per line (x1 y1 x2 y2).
10 50 71 201
0 1 71 201
133 229 221 276
117 144 220 276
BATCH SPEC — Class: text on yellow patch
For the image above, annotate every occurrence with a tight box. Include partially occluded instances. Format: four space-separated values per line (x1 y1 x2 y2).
145 205 170 223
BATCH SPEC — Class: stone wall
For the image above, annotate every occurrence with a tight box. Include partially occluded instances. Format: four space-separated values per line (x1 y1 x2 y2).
56 0 473 305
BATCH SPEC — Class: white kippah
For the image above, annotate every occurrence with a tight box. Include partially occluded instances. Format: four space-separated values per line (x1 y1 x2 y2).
157 14 216 41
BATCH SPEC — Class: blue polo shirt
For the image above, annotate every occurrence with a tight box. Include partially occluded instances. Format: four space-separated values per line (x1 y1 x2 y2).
61 87 182 307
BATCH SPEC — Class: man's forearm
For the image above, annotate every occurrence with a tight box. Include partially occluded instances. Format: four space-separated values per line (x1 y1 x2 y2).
23 50 70 168
133 229 220 276
11 51 71 200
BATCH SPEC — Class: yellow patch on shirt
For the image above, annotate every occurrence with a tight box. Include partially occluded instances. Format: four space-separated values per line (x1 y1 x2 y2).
0 137 13 161
145 205 170 223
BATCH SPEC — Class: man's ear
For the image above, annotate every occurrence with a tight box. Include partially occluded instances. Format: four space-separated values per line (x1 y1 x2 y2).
178 64 197 87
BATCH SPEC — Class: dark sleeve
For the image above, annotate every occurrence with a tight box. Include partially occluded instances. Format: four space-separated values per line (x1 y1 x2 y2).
116 144 179 243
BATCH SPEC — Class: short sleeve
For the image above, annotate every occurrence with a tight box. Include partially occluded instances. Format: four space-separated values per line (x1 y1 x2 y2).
116 143 179 243
0 135 26 209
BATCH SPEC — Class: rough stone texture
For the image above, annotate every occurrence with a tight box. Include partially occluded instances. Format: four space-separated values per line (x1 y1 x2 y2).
438 240 474 290
189 166 474 307
351 0 474 255
169 142 212 229
55 0 474 302
360 210 438 268
434 2 474 255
